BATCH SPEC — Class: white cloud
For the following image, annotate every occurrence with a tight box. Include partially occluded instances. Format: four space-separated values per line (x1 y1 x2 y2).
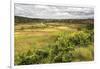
15 3 94 19
34 5 49 9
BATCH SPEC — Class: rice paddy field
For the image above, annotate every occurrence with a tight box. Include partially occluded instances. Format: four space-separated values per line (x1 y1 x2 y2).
14 20 94 65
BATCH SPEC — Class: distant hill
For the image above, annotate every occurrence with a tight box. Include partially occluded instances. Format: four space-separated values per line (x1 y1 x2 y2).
15 16 94 24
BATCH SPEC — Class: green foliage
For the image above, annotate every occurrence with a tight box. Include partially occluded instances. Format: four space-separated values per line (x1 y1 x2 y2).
69 31 92 47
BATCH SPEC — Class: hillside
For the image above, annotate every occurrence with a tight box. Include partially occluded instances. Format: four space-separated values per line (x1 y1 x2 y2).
15 16 94 24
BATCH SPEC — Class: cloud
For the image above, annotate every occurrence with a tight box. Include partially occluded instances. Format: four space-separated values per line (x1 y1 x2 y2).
15 3 94 19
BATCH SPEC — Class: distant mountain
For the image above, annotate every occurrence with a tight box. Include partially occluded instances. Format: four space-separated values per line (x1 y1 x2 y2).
15 16 94 24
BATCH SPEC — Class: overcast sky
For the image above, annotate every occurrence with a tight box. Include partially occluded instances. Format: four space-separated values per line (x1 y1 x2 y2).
14 3 94 19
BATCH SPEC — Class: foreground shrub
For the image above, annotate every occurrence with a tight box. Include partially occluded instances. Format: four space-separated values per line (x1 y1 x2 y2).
46 32 75 63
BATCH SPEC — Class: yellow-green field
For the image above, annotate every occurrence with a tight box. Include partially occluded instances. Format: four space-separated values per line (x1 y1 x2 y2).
15 22 94 65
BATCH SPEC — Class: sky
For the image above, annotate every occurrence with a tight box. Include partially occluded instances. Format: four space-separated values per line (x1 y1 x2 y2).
14 3 94 19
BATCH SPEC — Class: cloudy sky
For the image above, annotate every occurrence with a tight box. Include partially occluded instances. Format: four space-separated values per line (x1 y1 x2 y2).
15 3 94 19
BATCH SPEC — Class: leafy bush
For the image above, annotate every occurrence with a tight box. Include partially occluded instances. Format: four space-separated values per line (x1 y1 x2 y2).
69 31 93 47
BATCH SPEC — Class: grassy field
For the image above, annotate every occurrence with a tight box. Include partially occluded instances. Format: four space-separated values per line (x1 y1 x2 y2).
15 21 94 65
